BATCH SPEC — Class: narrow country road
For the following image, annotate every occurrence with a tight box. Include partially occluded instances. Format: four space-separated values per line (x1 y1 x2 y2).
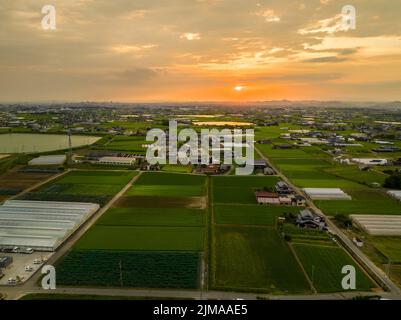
254 146 401 296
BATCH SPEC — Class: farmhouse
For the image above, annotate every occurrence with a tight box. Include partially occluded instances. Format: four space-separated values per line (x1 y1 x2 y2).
253 160 268 170
296 209 327 230
275 181 293 195
303 188 352 200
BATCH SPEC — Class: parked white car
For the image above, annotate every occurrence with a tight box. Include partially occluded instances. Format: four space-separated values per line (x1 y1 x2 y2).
25 265 33 272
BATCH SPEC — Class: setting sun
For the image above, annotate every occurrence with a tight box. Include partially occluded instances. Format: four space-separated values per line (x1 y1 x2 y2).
234 85 244 92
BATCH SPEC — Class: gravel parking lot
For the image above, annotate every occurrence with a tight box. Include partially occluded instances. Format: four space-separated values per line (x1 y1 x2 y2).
0 252 53 286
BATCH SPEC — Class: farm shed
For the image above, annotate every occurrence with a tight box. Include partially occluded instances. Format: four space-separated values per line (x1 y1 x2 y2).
388 190 401 202
28 155 66 166
351 215 401 236
255 192 280 205
303 188 351 200
0 200 99 251
352 158 388 166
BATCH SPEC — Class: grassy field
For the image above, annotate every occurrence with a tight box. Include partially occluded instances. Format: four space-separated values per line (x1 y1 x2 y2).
272 158 365 189
74 225 204 251
126 185 204 197
214 204 299 226
161 164 192 173
316 189 401 216
293 243 375 292
257 144 322 159
323 166 388 186
371 237 401 263
212 176 279 204
136 172 206 186
55 170 136 185
212 226 310 293
101 136 149 152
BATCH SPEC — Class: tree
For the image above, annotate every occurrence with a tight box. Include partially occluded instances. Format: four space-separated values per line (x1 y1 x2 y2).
383 174 401 189
334 213 352 228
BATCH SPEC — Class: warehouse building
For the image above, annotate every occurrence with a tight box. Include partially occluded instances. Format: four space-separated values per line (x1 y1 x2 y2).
0 200 99 251
98 156 136 166
303 188 352 200
28 155 66 166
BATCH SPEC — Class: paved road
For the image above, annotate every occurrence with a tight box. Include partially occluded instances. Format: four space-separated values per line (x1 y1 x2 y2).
13 286 401 301
255 146 401 296
1 171 143 300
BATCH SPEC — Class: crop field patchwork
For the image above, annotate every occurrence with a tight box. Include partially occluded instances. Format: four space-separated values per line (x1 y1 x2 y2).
58 171 206 289
323 166 388 186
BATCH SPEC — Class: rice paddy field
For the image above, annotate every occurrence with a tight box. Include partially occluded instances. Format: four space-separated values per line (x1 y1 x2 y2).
292 243 375 292
18 170 137 204
315 189 401 216
214 204 299 226
57 172 206 289
212 175 279 204
97 136 149 153
271 158 364 189
212 226 310 293
209 173 379 294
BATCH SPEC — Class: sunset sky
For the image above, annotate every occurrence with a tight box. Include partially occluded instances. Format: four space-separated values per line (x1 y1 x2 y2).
0 0 400 102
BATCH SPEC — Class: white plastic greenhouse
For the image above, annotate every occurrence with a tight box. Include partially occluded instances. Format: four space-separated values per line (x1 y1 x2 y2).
0 200 99 251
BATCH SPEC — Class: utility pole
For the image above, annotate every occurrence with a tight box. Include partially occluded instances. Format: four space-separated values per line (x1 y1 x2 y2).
67 129 72 165
311 265 315 287
386 258 392 278
119 259 123 287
